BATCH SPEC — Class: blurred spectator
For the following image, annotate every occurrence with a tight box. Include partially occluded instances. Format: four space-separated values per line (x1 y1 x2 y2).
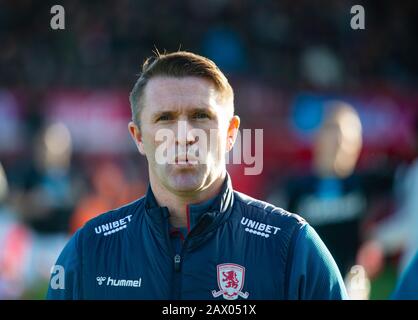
9 122 77 234
357 117 418 274
300 45 344 88
0 161 31 298
1 1 417 89
0 161 68 299
0 163 7 204
70 160 146 233
268 102 372 298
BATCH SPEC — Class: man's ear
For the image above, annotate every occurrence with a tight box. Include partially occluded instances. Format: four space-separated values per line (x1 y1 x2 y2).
226 115 240 152
128 121 146 155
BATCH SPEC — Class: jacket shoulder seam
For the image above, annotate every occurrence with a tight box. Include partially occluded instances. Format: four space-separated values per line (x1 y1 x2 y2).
84 197 145 228
234 194 305 223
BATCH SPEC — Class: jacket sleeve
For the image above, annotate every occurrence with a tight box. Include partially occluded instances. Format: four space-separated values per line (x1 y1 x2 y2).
46 229 82 300
391 251 418 300
286 224 348 300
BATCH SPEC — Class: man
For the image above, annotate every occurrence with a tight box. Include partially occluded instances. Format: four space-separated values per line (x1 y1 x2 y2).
47 51 347 300
268 104 372 299
358 116 418 276
282 104 366 275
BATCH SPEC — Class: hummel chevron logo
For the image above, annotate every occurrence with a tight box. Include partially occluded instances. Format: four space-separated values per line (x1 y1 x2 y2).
96 276 106 285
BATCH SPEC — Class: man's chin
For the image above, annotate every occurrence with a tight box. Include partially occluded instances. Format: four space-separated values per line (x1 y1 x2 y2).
166 171 205 192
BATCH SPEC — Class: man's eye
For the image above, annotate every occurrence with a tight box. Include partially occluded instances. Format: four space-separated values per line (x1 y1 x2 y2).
156 114 172 122
194 112 210 119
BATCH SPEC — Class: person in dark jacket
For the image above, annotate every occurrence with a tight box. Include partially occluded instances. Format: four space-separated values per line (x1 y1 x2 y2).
47 51 347 300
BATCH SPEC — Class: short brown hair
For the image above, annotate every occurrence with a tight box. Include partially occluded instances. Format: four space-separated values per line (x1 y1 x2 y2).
129 51 234 125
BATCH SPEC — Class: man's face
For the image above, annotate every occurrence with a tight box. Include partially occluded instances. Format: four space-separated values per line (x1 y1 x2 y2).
129 76 239 195
314 110 362 177
314 120 342 175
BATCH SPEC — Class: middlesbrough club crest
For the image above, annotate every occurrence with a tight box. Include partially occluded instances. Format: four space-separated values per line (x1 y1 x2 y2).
211 263 249 300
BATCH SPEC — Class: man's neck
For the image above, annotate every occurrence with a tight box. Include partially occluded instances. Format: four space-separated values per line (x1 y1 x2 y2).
149 171 226 228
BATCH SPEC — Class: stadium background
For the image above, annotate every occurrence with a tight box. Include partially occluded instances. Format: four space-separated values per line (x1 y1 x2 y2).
0 0 417 299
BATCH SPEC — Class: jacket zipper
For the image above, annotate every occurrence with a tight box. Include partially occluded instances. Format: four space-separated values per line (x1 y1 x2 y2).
174 247 190 299
174 254 181 272
172 205 191 299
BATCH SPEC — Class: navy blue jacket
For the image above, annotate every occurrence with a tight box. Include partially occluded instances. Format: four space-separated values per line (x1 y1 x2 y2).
47 174 347 300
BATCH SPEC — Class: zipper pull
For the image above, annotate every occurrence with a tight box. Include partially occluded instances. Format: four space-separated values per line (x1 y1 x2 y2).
174 254 181 272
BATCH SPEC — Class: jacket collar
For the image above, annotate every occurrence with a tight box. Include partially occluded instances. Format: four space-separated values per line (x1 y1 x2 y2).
144 172 234 233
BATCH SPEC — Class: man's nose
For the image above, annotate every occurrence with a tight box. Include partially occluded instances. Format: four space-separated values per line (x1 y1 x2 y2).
176 120 197 147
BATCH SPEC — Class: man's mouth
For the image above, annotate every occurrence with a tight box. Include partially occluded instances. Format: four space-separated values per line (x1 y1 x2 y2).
174 154 198 165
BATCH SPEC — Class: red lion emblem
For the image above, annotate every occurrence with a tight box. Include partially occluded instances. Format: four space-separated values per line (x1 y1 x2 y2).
222 271 239 289
212 263 249 300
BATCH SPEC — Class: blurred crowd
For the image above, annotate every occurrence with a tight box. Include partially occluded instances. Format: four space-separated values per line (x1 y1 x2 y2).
1 0 417 89
0 0 417 299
